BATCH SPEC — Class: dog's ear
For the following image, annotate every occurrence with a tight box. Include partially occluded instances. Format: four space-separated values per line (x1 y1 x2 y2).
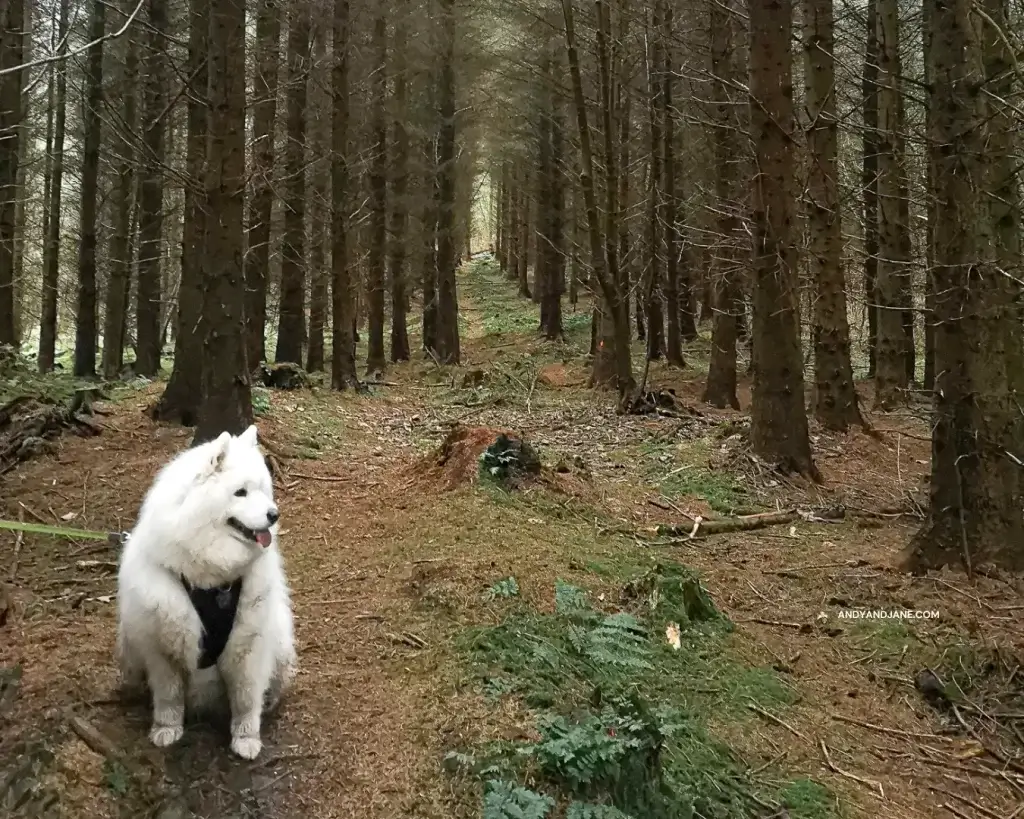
237 424 259 449
210 431 231 472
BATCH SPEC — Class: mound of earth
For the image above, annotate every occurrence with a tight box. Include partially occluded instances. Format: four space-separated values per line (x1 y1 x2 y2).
416 425 541 491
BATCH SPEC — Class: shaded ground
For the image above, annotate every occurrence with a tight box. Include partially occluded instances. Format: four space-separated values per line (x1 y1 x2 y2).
3 261 1024 819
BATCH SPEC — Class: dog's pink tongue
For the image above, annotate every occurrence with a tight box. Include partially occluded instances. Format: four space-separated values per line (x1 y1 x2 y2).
256 530 273 548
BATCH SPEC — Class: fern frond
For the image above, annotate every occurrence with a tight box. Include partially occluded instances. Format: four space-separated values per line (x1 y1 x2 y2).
482 780 555 819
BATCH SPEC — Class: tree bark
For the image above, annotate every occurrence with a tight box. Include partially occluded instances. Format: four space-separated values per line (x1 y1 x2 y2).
591 0 625 388
38 0 69 371
365 11 388 376
151 0 207 423
244 0 280 367
903 0 1024 573
748 0 818 478
388 2 411 363
193 0 252 444
702 0 740 410
306 22 329 373
135 0 169 376
275 4 310 365
0 0 24 347
73 0 106 377
873 0 912 407
102 19 138 379
802 0 863 430
433 0 460 364
330 0 358 389
561 0 634 406
862 0 879 379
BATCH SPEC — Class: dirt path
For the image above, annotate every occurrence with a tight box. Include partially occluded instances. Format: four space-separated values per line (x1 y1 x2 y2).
4 264 1024 819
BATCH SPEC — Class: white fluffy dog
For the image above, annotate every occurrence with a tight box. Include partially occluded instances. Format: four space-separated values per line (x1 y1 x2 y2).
116 424 297 760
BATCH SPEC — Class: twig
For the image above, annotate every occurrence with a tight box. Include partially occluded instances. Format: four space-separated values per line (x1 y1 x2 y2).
747 702 807 740
819 739 884 798
289 472 351 483
648 497 697 521
939 804 972 819
9 509 23 582
772 560 861 576
929 786 1002 819
952 705 1024 775
738 618 807 631
831 714 943 740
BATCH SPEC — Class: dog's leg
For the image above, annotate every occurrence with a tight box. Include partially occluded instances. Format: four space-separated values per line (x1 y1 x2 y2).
146 654 186 747
221 649 269 760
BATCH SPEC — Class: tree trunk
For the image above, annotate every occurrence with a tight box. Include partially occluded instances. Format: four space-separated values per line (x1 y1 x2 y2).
539 50 565 341
151 0 207 422
433 0 460 365
330 0 357 389
748 0 817 478
103 21 137 378
862 0 879 379
9 0 30 347
663 3 693 349
515 175 531 299
244 0 280 367
74 0 106 377
702 0 740 410
193 0 252 444
802 0 862 430
365 11 388 376
135 0 169 376
38 0 69 371
660 0 685 365
388 3 411 363
903 0 1024 573
305 23 329 373
0 0 24 347
275 4 310 365
873 0 912 407
644 3 665 363
421 140 439 355
562 0 634 406
592 0 623 388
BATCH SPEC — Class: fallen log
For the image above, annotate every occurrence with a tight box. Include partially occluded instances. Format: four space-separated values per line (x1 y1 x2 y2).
0 396 103 476
657 509 799 538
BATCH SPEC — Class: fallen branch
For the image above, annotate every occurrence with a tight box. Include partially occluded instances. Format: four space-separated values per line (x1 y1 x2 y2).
67 713 121 758
290 472 352 483
657 509 798 538
747 702 807 740
820 739 884 798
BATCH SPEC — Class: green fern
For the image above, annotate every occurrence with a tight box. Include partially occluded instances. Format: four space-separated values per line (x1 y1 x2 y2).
586 614 651 671
532 713 626 791
555 579 589 613
567 804 636 819
486 576 521 600
482 781 554 819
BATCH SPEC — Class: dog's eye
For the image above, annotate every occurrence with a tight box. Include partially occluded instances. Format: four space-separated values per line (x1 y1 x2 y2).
234 488 248 497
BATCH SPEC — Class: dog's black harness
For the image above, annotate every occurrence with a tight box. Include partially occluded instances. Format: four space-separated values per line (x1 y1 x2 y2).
181 576 243 669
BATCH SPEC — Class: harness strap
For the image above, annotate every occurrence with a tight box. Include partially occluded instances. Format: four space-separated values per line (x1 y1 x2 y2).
181 576 243 669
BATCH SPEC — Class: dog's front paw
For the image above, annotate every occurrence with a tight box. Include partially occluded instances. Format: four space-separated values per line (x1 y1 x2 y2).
150 724 184 747
230 735 262 760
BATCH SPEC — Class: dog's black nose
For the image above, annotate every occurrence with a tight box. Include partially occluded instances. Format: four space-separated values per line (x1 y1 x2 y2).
267 508 279 525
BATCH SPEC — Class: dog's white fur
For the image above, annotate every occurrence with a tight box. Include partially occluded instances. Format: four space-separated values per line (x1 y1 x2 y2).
116 424 296 760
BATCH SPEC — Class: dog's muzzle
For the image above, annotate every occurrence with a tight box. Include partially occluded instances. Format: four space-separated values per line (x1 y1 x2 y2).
227 517 273 548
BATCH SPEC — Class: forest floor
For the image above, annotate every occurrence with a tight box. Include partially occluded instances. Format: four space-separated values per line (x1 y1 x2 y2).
3 259 1024 819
